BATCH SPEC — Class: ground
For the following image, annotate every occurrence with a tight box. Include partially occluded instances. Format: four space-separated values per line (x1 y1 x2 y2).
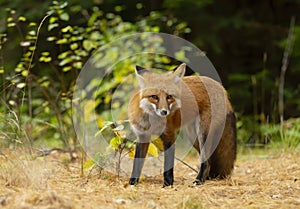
0 148 299 209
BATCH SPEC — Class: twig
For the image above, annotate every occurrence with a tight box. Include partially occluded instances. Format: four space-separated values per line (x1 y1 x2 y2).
278 16 295 124
79 164 97 187
36 148 69 157
175 156 198 173
0 34 7 119
26 14 51 76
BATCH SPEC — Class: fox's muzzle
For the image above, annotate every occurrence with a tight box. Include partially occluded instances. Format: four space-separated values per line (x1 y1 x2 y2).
160 110 168 116
155 108 170 117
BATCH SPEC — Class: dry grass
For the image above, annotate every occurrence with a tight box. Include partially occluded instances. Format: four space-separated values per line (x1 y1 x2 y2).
0 148 299 209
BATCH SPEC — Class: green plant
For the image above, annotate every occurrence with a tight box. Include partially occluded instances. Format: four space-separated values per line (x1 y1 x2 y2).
0 1 190 154
90 120 160 177
260 118 300 149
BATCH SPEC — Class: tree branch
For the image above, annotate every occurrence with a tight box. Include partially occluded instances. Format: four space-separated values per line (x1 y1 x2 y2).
278 16 295 124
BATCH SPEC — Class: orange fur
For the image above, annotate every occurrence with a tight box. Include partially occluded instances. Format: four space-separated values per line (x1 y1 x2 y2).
128 64 236 186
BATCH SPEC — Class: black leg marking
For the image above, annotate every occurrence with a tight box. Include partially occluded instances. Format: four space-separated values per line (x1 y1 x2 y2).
163 168 174 187
129 142 149 185
194 161 210 185
163 141 175 187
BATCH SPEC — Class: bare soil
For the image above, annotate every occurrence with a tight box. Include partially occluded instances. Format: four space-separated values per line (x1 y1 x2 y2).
0 148 299 209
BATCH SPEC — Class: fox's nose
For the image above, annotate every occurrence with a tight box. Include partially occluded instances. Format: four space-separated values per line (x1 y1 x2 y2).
160 110 168 116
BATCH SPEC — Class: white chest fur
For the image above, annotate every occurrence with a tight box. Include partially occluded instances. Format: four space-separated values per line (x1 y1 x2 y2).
131 113 167 141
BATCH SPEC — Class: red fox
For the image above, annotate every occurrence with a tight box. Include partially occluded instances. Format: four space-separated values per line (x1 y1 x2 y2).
128 63 236 186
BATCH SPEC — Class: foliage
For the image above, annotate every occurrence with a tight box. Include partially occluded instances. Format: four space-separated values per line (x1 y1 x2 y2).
88 120 162 176
0 1 189 157
261 118 300 149
0 0 299 156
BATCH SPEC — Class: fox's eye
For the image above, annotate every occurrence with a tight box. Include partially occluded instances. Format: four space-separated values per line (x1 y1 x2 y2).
166 95 173 100
150 95 159 100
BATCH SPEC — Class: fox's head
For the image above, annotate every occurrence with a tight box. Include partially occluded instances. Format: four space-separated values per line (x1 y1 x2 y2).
135 63 186 117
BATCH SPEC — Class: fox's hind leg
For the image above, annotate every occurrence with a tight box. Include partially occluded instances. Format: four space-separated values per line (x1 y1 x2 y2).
194 149 210 184
186 118 210 185
192 132 211 185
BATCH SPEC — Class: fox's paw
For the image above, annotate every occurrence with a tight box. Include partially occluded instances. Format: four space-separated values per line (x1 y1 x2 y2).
163 170 174 187
162 184 173 188
129 177 139 185
163 178 173 187
193 178 204 185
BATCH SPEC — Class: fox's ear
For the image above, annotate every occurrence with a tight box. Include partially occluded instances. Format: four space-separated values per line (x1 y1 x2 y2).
135 66 148 75
135 65 148 88
173 63 186 83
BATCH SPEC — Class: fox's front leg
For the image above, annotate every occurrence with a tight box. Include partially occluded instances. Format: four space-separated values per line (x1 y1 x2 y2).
129 141 149 185
161 134 175 187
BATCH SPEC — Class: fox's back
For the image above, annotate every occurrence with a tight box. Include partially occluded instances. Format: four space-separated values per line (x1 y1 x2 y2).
182 76 232 112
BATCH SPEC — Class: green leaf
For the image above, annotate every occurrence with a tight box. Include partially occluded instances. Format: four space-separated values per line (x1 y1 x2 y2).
18 16 26 22
110 136 122 149
62 66 72 72
59 57 72 66
9 100 15 106
7 23 16 27
7 17 13 22
83 159 95 169
136 3 143 9
44 106 50 114
49 17 58 24
83 40 94 51
106 13 115 19
28 46 36 51
95 121 114 137
48 23 59 31
114 5 123 12
47 36 57 41
70 43 78 50
56 38 68 44
73 61 82 69
59 2 68 9
128 149 135 159
151 137 164 151
90 31 101 40
174 50 189 62
60 13 69 21
29 22 37 27
113 124 124 131
152 26 160 32
61 25 73 33
28 30 36 36
58 51 70 59
21 70 28 77
41 51 50 56
103 121 114 126
45 57 52 62
17 83 26 89
147 143 159 157
41 81 50 87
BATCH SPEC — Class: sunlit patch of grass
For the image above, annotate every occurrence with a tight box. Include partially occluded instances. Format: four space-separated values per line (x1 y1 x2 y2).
0 149 50 189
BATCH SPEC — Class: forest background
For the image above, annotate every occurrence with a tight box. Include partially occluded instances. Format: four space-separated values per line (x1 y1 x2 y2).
0 0 299 155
